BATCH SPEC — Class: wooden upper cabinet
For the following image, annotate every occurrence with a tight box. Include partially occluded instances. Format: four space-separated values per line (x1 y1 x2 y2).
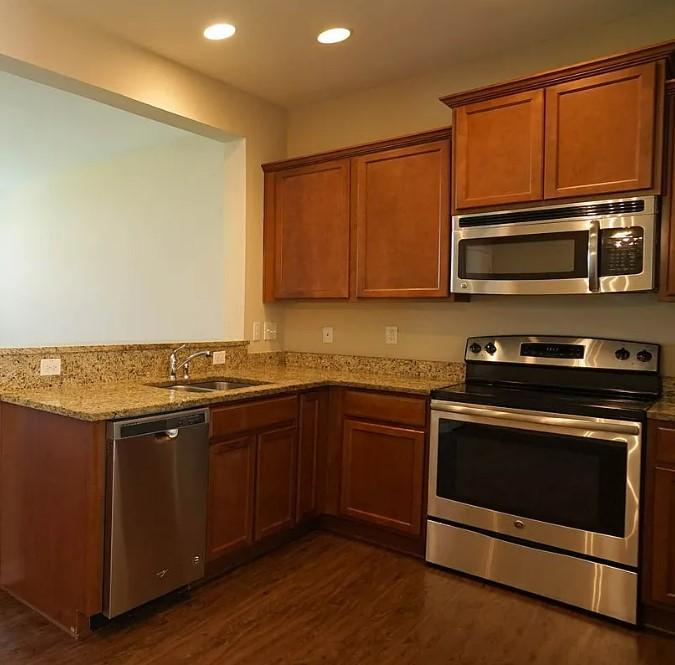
354 140 450 297
544 63 658 199
265 159 351 299
262 128 455 301
453 90 544 209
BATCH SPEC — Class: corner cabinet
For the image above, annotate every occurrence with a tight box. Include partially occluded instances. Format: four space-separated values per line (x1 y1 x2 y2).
443 44 673 211
336 390 428 545
263 128 454 301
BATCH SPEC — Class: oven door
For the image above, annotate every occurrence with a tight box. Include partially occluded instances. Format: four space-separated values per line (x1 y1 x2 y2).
451 215 654 295
428 401 641 567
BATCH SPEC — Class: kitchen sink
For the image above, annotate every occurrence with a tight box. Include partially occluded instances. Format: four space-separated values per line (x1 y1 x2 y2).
153 379 266 393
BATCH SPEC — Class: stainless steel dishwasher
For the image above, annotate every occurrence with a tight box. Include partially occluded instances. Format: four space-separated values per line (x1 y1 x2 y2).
104 408 209 618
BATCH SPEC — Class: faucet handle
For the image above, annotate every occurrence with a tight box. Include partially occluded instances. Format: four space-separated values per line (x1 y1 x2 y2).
170 343 187 356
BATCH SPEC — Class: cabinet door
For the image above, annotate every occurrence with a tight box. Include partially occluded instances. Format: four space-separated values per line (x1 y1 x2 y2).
266 159 351 299
650 466 675 606
207 436 255 561
454 90 544 209
340 419 425 535
544 63 657 199
255 426 297 540
297 392 325 522
354 140 450 297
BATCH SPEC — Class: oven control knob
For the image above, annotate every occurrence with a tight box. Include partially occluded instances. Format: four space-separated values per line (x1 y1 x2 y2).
615 348 630 361
637 350 653 363
484 342 497 355
469 343 482 354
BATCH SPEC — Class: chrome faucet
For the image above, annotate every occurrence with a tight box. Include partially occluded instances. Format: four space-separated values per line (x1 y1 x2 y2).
168 345 212 381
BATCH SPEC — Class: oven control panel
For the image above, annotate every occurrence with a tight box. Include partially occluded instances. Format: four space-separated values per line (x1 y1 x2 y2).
465 335 659 372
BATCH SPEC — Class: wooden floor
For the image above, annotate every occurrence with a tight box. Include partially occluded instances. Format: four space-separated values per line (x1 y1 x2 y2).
1 532 674 664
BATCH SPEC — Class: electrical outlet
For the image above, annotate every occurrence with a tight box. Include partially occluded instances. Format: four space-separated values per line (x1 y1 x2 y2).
385 326 399 345
212 351 227 365
322 326 334 344
252 321 262 342
40 358 62 376
263 321 278 341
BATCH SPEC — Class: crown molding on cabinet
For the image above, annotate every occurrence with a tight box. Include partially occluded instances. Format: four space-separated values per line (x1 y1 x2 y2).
262 127 452 173
440 40 675 108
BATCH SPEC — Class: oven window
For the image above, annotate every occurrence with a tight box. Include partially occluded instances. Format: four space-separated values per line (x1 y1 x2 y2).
436 420 627 537
458 231 589 280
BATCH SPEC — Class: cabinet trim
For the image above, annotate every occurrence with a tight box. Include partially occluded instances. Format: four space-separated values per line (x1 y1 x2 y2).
441 40 675 108
262 127 452 173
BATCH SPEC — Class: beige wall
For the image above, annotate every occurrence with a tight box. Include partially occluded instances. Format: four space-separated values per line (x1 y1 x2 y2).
283 4 675 374
0 0 287 352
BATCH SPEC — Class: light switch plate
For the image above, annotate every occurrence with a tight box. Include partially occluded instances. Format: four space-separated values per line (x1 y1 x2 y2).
385 326 399 345
322 326 334 344
212 351 227 365
40 358 62 376
263 321 278 341
252 321 262 342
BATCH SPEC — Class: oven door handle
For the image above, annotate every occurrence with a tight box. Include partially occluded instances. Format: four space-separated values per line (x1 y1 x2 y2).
588 218 600 293
431 401 640 436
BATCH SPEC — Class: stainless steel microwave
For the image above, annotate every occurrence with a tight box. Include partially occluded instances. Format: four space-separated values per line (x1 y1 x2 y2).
451 197 658 295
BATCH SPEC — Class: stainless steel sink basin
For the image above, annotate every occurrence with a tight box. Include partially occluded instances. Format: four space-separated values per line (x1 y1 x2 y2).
154 379 265 393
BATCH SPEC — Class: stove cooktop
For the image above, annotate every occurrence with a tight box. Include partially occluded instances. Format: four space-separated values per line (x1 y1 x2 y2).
431 381 657 422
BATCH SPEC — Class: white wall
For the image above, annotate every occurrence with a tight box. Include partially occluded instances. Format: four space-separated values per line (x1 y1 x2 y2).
0 136 236 346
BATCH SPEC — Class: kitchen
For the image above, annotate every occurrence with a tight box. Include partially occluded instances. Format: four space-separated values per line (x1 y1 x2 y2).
2 1 675 663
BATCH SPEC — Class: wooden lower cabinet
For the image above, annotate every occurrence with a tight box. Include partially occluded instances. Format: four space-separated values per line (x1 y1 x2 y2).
207 396 299 567
644 422 675 618
650 466 675 606
207 435 255 562
296 391 325 522
255 426 297 540
340 418 425 536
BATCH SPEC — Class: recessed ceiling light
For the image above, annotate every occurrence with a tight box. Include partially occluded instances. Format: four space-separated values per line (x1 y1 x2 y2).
203 23 236 41
317 27 351 44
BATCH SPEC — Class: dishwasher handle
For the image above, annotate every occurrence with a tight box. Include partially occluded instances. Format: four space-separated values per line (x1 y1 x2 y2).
107 408 209 440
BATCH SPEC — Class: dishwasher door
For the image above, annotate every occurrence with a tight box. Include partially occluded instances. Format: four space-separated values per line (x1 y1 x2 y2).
104 408 209 618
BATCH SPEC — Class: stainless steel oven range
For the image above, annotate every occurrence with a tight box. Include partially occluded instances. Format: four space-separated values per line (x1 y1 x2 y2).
427 335 660 624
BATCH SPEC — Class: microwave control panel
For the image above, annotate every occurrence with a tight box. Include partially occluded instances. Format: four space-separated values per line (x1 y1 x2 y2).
599 228 643 276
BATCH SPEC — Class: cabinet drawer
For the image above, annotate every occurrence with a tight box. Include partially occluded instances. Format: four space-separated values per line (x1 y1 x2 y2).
655 424 675 465
342 390 426 428
211 396 298 440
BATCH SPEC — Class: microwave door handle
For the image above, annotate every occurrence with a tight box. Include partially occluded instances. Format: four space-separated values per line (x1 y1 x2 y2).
588 219 600 293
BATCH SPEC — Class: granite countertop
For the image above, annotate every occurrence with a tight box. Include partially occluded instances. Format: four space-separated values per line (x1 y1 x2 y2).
647 378 675 422
0 366 457 422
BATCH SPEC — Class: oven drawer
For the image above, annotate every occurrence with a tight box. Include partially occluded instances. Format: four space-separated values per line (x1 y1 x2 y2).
426 520 637 624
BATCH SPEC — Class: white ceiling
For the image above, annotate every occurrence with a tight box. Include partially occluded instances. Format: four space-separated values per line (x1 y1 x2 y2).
0 70 199 192
38 0 665 108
